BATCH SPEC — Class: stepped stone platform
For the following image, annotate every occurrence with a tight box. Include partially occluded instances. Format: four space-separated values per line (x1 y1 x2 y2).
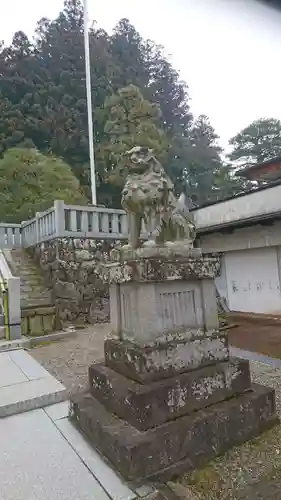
70 248 278 482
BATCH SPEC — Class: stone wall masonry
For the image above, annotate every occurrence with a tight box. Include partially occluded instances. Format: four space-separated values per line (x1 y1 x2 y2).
28 237 121 325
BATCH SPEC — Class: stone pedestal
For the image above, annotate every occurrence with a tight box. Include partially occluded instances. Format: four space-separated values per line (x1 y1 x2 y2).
70 248 277 481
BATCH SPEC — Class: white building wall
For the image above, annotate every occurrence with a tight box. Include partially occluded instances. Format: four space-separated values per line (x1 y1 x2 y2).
194 183 281 231
224 248 281 313
214 254 228 304
198 222 281 314
198 221 281 254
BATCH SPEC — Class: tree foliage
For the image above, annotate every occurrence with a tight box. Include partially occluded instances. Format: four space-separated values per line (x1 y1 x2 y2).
102 85 168 188
182 115 223 204
0 148 86 223
0 0 240 208
166 115 242 205
229 117 281 168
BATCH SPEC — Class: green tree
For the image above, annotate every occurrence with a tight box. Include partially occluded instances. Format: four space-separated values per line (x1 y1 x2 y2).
169 115 244 205
229 117 281 168
1 0 232 206
172 115 222 204
101 84 168 189
0 1 113 189
110 19 192 135
0 148 86 223
110 19 193 189
212 162 251 201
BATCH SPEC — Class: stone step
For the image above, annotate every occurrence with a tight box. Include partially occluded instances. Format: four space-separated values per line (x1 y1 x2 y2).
21 299 53 309
70 383 277 482
18 269 41 275
0 350 67 418
22 305 56 316
13 262 38 269
88 358 251 431
22 303 53 310
13 258 35 265
104 333 229 383
21 288 51 295
20 278 45 286
20 283 45 289
10 250 55 325
20 283 48 289
20 271 42 278
21 291 52 298
20 287 50 295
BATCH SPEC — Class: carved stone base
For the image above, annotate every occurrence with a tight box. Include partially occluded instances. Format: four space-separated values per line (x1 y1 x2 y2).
104 334 229 383
70 250 278 481
70 383 277 482
89 357 251 430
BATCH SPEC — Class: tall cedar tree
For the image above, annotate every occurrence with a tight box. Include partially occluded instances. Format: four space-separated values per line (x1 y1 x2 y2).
0 0 241 205
102 85 168 190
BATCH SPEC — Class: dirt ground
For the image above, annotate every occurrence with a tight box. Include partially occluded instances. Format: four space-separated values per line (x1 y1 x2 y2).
229 321 281 358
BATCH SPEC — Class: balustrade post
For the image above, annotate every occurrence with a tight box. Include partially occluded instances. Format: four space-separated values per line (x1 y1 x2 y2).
54 200 65 238
35 212 40 245
7 276 21 340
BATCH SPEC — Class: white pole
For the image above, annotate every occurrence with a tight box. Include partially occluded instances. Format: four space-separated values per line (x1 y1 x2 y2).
83 0 97 205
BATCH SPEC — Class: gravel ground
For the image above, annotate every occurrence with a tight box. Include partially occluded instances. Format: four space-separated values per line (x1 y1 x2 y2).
31 324 107 396
180 360 281 499
31 329 281 499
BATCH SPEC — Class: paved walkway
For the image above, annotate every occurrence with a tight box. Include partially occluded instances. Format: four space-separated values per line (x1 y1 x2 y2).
0 349 153 500
230 345 281 368
228 320 281 359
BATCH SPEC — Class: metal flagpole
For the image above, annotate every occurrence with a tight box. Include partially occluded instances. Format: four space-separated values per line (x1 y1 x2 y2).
83 0 97 205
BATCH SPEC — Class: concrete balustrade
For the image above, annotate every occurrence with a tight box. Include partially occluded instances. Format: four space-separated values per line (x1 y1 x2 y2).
0 181 280 249
0 201 129 249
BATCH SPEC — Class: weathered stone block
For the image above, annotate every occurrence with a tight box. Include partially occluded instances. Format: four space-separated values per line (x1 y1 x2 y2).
106 252 220 283
42 313 55 333
107 254 220 342
104 333 229 383
28 315 44 336
89 357 251 430
70 383 277 481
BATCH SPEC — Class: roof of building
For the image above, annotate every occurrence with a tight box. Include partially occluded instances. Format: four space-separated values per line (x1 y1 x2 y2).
235 156 281 178
190 177 281 212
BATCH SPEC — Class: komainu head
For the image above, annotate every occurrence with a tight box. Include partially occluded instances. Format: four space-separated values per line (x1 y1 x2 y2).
125 146 156 172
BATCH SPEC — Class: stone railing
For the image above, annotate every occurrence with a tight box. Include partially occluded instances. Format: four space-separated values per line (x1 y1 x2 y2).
0 223 22 249
0 201 129 249
2 182 281 249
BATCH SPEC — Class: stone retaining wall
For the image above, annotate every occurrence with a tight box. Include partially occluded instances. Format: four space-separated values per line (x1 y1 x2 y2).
28 238 120 325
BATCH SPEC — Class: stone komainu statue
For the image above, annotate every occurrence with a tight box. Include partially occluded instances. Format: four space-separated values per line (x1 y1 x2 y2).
121 146 196 249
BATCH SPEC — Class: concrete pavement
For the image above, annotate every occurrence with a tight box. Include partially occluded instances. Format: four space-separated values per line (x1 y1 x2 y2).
0 349 154 500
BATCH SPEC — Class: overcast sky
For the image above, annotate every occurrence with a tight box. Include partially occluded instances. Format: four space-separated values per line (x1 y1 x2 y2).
1 0 281 149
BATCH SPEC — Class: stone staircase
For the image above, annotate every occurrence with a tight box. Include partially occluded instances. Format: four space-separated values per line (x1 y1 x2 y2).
4 249 59 336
